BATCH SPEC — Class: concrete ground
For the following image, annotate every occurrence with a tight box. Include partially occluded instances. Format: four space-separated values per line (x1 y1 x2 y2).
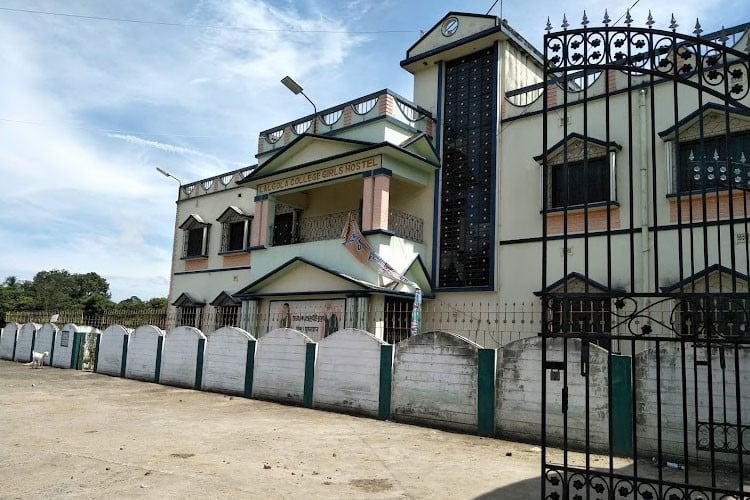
0 360 542 499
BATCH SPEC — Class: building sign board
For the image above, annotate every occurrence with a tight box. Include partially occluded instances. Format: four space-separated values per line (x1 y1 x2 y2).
256 155 381 194
268 299 345 341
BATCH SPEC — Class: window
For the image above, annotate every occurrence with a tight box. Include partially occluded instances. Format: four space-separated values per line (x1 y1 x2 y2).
383 296 413 344
272 205 300 246
186 228 205 257
210 291 241 330
536 135 620 212
177 306 202 329
217 206 251 253
226 221 246 251
677 131 750 192
179 215 210 258
172 292 205 330
549 157 610 208
215 305 240 328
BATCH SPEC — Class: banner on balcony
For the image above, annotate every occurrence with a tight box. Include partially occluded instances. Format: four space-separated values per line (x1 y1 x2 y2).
341 213 422 335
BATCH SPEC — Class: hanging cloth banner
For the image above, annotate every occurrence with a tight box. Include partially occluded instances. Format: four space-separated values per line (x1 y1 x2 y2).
341 213 422 336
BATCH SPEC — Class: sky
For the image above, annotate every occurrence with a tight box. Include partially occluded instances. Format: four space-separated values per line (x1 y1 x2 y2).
0 0 748 302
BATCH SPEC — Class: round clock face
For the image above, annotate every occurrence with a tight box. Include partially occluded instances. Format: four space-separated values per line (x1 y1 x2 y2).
441 17 459 37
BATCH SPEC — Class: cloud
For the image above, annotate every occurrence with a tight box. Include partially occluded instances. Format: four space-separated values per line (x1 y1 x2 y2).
191 0 369 89
106 133 244 166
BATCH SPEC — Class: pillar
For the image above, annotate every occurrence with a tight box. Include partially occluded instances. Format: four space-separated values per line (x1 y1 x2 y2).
362 171 391 232
241 299 258 336
250 197 269 247
372 174 390 231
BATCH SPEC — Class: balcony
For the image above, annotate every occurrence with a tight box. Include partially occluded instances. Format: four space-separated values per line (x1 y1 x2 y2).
273 209 423 246
257 89 435 157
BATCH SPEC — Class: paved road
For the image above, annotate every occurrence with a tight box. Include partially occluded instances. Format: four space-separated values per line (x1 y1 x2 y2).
0 361 541 499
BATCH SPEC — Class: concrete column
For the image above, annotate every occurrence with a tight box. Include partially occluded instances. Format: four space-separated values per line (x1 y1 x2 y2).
241 300 258 337
356 296 369 330
345 297 358 329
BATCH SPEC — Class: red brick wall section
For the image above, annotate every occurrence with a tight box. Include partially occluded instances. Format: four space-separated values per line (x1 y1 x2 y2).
223 253 250 268
607 70 617 91
184 258 209 272
546 206 621 234
379 94 395 117
546 85 557 108
669 192 750 223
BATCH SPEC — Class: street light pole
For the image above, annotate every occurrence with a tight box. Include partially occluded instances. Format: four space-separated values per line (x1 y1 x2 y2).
281 76 318 134
156 167 182 185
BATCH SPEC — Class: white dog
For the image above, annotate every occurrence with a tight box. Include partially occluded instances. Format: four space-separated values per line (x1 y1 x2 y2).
24 351 49 368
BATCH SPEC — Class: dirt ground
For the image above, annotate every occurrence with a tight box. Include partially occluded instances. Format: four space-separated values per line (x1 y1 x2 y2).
0 360 544 499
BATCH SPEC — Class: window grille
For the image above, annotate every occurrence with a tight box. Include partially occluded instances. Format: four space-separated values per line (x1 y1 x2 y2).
439 48 496 288
677 132 750 192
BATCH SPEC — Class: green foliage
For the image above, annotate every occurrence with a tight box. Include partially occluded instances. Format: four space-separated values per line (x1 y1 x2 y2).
145 297 169 310
117 296 145 309
0 276 32 323
0 270 169 313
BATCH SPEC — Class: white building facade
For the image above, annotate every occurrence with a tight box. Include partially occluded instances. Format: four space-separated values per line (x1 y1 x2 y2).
167 12 750 352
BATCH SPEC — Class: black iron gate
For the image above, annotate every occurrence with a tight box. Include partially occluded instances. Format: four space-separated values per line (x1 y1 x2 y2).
540 12 750 499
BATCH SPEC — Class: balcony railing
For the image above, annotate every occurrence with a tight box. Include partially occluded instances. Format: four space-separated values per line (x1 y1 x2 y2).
298 210 357 243
389 209 423 243
277 209 424 245
258 89 435 155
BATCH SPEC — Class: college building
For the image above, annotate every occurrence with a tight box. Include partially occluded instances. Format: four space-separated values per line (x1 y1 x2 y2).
166 11 750 354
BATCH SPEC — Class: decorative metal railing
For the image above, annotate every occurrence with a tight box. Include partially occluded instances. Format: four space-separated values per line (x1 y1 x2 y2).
298 210 359 243
388 209 423 243
258 89 435 155
292 209 424 244
3 300 541 349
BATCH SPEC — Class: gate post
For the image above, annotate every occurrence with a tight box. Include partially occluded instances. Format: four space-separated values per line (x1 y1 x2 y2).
477 348 496 437
611 354 633 456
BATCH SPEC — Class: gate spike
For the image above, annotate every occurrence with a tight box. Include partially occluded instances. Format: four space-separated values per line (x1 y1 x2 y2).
669 14 678 31
603 9 611 25
545 16 552 32
694 19 703 36
561 14 569 30
714 149 720 161
646 10 655 27
719 26 728 44
581 10 589 26
625 9 633 26
741 152 747 164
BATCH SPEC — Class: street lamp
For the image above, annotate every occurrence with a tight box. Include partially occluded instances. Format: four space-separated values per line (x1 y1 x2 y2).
156 166 182 185
281 75 318 134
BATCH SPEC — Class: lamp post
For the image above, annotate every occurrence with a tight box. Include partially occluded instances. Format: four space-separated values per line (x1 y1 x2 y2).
281 75 318 134
155 166 182 326
156 166 182 185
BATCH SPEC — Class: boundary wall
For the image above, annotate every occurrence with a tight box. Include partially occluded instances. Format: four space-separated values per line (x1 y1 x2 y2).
7 322 747 465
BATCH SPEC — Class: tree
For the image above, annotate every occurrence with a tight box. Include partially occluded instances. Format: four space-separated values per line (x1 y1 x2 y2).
73 272 111 301
146 297 168 310
0 269 114 312
117 296 145 309
0 276 33 309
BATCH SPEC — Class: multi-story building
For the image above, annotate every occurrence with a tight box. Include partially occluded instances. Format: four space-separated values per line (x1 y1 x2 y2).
167 11 750 353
